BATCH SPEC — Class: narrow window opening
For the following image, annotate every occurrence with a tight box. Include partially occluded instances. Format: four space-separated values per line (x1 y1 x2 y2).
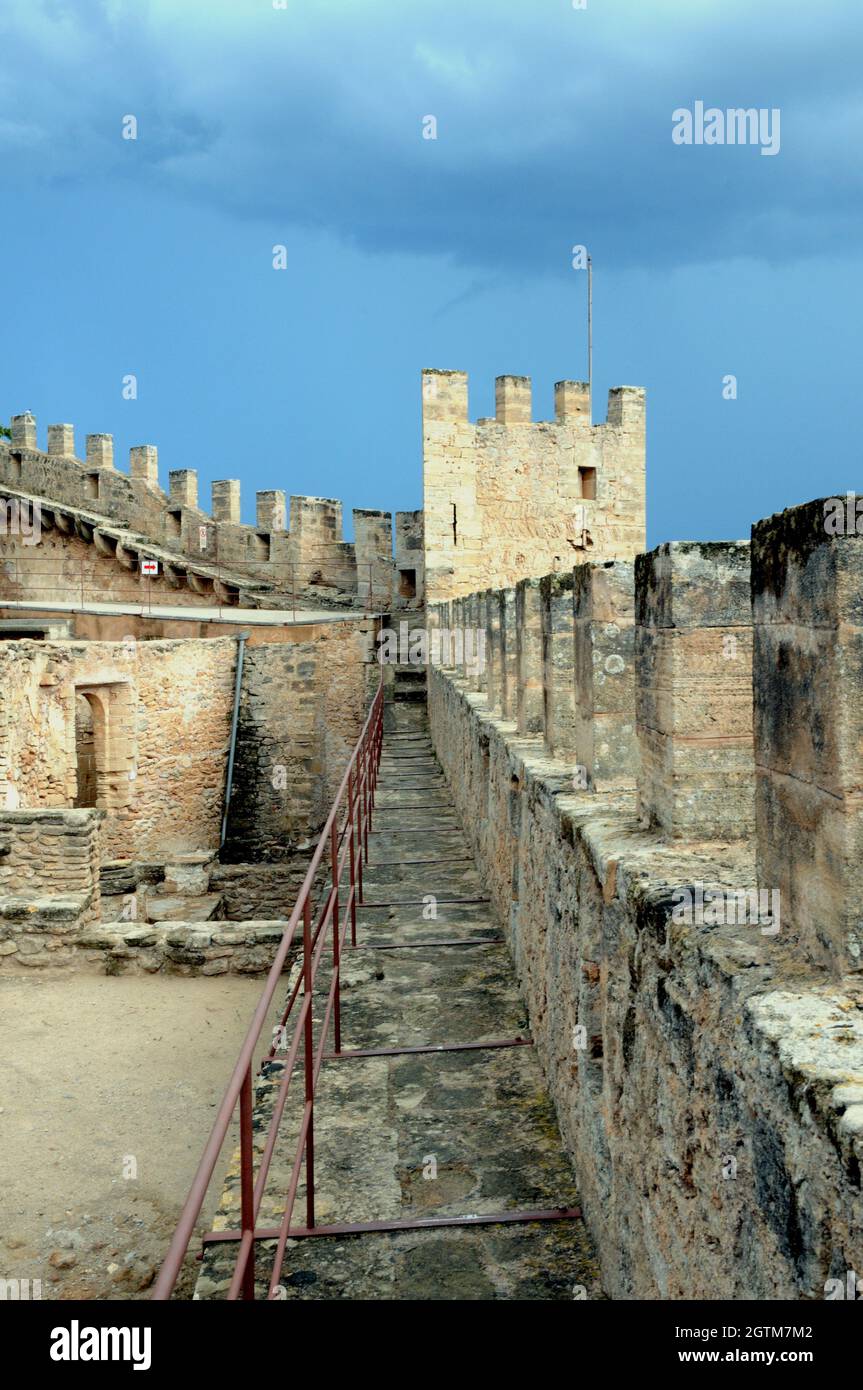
579 467 597 501
451 502 457 546
252 533 271 562
398 568 417 599
85 472 100 500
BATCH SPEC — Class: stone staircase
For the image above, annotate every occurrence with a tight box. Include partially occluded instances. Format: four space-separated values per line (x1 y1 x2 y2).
194 703 601 1300
384 608 429 728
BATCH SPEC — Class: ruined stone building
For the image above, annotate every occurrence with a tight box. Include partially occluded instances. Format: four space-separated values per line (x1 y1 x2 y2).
0 411 419 949
1 372 861 1301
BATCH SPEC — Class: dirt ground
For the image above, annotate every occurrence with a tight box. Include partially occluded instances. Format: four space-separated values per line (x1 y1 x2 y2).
0 969 277 1300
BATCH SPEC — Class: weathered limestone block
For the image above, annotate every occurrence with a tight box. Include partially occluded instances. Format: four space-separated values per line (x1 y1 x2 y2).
451 598 465 677
86 434 114 470
93 529 117 558
100 860 147 896
607 385 646 430
353 509 392 605
460 597 474 684
422 368 469 422
428 602 447 667
495 374 531 424
129 445 159 486
187 571 213 596
212 479 240 524
752 498 863 975
393 508 425 609
540 572 577 759
554 380 591 425
256 490 287 533
469 592 486 693
170 469 198 509
499 588 517 721
427 659 863 1301
574 560 638 791
11 413 37 449
636 541 754 839
516 578 544 736
161 853 214 897
485 589 503 714
48 424 75 457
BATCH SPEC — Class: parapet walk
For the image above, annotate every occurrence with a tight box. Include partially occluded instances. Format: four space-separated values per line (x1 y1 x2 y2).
430 498 863 979
1 413 425 610
427 492 863 1299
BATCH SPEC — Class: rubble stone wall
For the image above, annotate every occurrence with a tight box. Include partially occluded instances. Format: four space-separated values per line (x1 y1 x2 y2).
0 618 376 865
0 807 103 968
426 501 863 1299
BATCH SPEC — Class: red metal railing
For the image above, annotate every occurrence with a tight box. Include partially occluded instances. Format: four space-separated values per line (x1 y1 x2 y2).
152 674 384 1300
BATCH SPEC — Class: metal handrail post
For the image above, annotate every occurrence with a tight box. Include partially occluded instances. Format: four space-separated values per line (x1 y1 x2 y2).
330 820 342 1054
302 898 315 1229
347 768 358 944
240 1069 255 1300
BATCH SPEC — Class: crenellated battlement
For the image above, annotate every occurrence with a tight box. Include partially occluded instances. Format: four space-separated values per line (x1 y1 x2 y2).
422 370 646 603
0 413 425 611
421 370 645 431
3 368 647 616
426 493 863 1300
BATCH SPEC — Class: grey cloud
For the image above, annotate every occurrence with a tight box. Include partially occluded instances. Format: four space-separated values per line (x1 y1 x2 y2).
1 0 861 272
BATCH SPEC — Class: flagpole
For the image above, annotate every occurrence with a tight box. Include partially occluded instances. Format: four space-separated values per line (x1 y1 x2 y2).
587 251 593 426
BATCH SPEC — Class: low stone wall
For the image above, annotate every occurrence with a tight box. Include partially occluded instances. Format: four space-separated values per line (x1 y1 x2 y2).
0 844 327 975
210 858 316 920
428 663 863 1299
78 920 296 977
0 808 103 968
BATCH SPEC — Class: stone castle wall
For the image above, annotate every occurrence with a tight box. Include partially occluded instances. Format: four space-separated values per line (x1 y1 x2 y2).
0 618 376 864
0 414 423 609
422 372 646 604
0 525 233 611
427 494 863 1299
221 617 378 861
0 637 237 859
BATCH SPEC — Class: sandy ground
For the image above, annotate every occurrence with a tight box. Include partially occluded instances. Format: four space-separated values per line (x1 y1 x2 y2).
0 970 278 1300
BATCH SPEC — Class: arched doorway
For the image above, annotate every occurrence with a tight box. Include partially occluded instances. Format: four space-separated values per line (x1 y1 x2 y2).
71 681 133 811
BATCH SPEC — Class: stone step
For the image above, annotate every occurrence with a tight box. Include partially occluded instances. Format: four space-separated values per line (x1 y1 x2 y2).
145 893 224 924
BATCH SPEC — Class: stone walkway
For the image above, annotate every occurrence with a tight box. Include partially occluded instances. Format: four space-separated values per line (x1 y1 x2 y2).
197 703 601 1300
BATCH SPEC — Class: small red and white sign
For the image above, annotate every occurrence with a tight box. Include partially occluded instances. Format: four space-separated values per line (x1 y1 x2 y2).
141 558 159 577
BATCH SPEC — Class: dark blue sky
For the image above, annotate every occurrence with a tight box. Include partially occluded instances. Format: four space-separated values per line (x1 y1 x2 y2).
1 0 861 545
